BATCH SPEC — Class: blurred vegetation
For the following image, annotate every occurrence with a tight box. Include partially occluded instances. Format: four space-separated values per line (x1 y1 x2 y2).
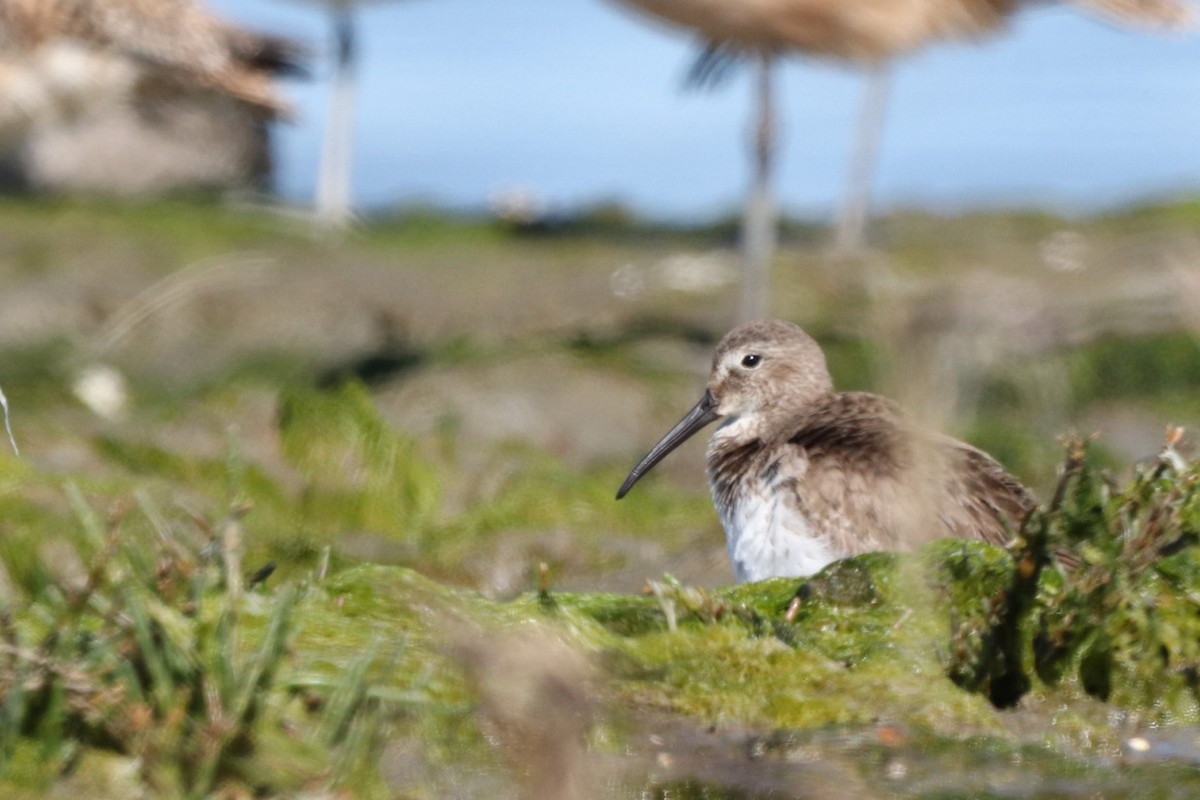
0 494 374 798
1 197 1200 796
947 436 1200 712
1068 331 1200 409
6 441 1200 797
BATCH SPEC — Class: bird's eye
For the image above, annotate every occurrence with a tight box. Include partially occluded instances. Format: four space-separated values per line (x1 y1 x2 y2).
741 354 762 368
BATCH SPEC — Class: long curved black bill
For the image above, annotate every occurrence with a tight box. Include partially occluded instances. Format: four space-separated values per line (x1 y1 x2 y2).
616 390 719 499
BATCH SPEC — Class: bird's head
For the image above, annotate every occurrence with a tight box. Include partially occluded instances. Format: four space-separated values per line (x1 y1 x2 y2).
616 319 833 499
705 318 833 422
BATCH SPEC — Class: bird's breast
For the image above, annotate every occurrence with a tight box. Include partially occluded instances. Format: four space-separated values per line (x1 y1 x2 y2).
707 440 839 581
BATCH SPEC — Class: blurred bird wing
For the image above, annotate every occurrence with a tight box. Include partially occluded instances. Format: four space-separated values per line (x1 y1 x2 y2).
936 438 1038 547
784 392 1035 550
1068 0 1194 29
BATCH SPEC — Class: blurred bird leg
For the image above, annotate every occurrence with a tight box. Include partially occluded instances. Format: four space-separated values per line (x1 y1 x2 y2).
316 3 358 226
608 0 1190 283
738 51 777 322
834 66 892 255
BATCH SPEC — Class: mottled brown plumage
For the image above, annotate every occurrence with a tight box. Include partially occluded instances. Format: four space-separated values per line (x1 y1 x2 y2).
0 0 303 112
618 319 1036 581
611 0 1190 63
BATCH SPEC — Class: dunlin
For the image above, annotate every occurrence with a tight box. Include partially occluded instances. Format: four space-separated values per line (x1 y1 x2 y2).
617 319 1035 582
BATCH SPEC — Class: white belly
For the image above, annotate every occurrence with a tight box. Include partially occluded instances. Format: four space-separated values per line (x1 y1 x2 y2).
714 484 839 582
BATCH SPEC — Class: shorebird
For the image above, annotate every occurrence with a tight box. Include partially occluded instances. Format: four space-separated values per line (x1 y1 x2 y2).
0 0 304 112
605 0 1192 314
616 319 1036 582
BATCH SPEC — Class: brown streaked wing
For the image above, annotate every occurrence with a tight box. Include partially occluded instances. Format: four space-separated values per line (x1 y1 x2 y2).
939 440 1037 546
781 392 911 553
787 392 905 477
785 392 1036 550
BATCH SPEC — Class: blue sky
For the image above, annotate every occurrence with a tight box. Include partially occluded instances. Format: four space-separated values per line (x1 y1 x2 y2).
211 0 1200 221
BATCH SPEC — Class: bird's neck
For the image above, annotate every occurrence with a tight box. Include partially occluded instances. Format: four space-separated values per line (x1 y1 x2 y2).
710 411 768 448
706 419 766 505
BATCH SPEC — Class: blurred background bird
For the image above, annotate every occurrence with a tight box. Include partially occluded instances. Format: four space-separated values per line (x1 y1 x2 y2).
605 0 1193 320
0 0 305 193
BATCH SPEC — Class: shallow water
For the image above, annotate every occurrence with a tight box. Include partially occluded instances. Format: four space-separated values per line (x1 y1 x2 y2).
617 718 1200 800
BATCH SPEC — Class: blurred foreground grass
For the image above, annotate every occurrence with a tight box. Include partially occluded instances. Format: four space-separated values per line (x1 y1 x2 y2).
4 437 1200 798
2 197 1200 796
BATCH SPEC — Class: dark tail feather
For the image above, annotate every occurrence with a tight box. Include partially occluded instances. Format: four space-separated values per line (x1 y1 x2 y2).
231 31 312 79
684 41 745 90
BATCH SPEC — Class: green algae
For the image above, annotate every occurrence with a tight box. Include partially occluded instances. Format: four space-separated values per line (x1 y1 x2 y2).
295 543 1010 736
